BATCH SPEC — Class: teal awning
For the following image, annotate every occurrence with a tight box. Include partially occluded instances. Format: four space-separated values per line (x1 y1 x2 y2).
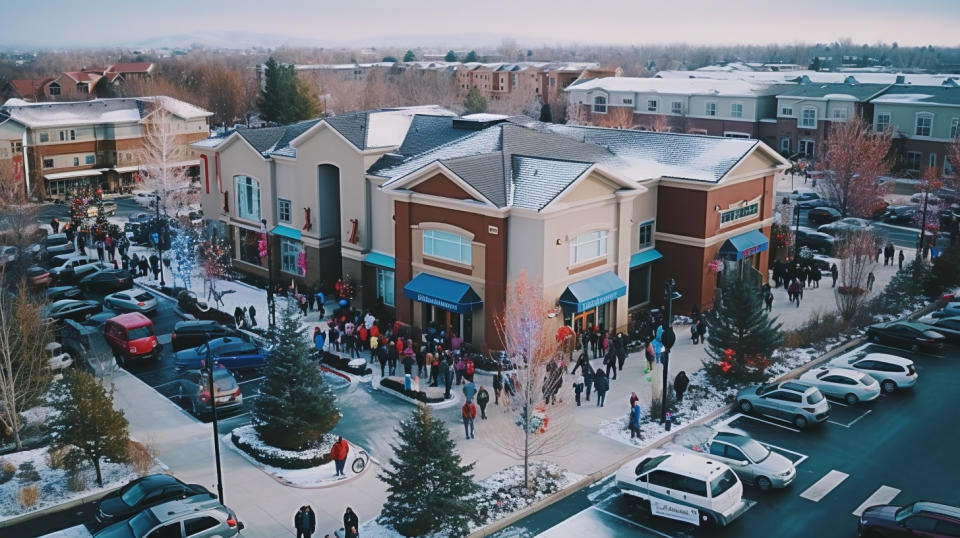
403 273 482 314
364 252 395 270
271 225 301 240
559 271 627 314
719 229 768 260
630 248 663 268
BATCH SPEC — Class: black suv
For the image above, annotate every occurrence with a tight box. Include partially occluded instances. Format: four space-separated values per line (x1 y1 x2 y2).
171 320 244 352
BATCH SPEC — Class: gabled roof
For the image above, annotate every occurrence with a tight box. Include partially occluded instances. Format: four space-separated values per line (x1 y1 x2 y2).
324 110 371 149
776 82 891 101
442 153 507 206
395 114 479 158
0 96 211 128
106 62 154 74
61 71 102 84
8 78 53 99
511 156 593 210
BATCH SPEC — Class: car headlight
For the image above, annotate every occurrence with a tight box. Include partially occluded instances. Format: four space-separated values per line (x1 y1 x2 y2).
780 469 793 476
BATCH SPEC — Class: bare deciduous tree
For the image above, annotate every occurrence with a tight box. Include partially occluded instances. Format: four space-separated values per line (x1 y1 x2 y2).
491 272 574 489
817 118 893 218
835 231 878 321
0 283 52 450
139 101 197 216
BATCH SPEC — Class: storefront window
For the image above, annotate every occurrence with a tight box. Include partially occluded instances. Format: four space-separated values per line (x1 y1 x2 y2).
629 265 651 307
237 228 261 265
280 238 302 274
235 175 261 221
423 229 472 265
376 267 395 306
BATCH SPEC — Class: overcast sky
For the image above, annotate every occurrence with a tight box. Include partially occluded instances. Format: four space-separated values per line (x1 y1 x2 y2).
4 0 959 49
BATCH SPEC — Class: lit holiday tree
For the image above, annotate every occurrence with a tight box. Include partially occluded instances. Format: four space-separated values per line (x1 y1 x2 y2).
171 229 197 290
198 237 233 304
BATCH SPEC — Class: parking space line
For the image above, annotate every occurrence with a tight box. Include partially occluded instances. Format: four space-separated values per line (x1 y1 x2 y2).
828 409 872 428
757 441 809 467
800 470 849 502
238 376 265 385
826 398 848 407
852 486 900 516
591 507 676 537
716 412 801 432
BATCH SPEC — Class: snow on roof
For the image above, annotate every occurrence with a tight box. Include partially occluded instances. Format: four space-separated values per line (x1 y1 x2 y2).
566 77 771 97
821 93 859 100
0 96 210 128
871 93 934 103
461 113 509 122
656 69 960 87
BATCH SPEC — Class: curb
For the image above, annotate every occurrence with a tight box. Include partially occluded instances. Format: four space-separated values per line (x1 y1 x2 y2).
373 379 463 410
0 483 123 528
222 435 370 490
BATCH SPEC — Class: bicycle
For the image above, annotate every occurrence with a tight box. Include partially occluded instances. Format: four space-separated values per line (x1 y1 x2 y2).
351 449 370 474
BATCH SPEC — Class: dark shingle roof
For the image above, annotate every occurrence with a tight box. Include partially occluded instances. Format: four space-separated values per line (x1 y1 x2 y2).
872 84 960 106
776 82 891 101
442 153 507 206
397 115 478 157
237 119 321 157
325 111 371 149
511 156 593 210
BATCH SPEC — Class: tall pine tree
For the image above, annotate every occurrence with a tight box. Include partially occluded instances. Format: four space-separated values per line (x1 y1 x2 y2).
444 50 457 62
49 371 130 487
463 88 487 115
403 50 417 62
379 406 480 537
703 272 784 387
253 305 339 450
257 57 321 125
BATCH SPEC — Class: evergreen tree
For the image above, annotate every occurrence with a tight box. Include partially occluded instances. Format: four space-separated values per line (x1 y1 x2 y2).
49 371 130 486
539 102 552 123
925 243 960 297
403 50 417 62
257 57 283 123
703 272 784 387
257 57 320 124
253 305 339 450
444 50 458 62
382 56 398 63
464 50 478 62
379 406 480 537
463 88 487 115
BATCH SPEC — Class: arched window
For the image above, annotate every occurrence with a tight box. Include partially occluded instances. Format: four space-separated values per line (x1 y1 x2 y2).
423 229 471 265
593 95 607 114
235 175 261 221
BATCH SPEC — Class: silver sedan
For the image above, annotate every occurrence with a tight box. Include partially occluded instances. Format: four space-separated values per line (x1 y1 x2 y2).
704 431 796 490
103 290 158 315
799 366 881 404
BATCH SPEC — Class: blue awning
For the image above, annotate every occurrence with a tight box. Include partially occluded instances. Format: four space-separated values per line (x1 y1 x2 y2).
403 273 483 314
364 252 395 270
559 271 627 314
271 225 301 241
630 248 663 268
719 229 768 260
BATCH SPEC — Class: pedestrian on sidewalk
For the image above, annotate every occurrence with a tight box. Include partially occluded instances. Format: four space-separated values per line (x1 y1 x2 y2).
492 366 503 404
690 322 700 344
629 391 639 408
573 379 584 406
629 400 642 439
329 325 341 352
95 238 105 262
644 340 655 373
582 362 594 402
463 379 476 402
594 369 609 407
248 305 257 327
387 340 399 375
234 306 244 328
428 353 439 386
899 250 905 270
653 326 664 364
294 506 316 538
330 436 349 477
674 371 690 401
77 233 86 256
603 348 617 380
313 327 325 356
615 333 627 371
139 257 149 278
106 236 116 262
454 355 466 385
788 278 801 307
441 357 452 399
830 263 839 287
867 271 876 291
377 344 389 377
149 254 160 280
402 341 415 375
50 217 60 233
462 399 477 439
343 508 359 538
477 386 489 418
763 288 773 311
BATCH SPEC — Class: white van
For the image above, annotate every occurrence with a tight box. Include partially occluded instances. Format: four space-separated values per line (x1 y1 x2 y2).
616 449 754 527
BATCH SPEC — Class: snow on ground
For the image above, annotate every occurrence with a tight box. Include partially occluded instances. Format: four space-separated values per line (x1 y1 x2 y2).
0 446 138 521
225 425 365 488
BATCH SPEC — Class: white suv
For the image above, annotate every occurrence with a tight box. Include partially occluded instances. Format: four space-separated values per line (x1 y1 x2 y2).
616 449 753 527
828 352 917 393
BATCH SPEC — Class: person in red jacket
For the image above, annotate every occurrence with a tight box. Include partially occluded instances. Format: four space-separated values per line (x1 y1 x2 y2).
462 401 477 439
330 436 349 477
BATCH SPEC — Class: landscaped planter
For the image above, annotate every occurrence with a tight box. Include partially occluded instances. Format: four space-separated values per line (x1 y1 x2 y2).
322 352 373 376
230 425 333 469
378 377 448 403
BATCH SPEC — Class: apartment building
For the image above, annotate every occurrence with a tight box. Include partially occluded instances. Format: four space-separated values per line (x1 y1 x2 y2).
0 96 210 199
456 62 621 104
870 85 960 175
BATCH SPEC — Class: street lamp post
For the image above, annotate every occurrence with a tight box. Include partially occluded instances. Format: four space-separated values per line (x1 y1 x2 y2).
660 279 679 425
204 332 225 504
155 194 165 286
793 201 801 261
916 191 930 259
261 219 276 329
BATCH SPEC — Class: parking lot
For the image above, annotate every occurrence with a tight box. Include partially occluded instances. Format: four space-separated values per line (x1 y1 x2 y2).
501 342 960 538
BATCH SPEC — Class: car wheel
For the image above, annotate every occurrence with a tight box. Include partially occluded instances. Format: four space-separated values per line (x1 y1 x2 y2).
881 380 897 394
793 415 808 429
756 476 772 491
191 398 199 416
738 400 753 414
114 350 125 368
845 393 859 405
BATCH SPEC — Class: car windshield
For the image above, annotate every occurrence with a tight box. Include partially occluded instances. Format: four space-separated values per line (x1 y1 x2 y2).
923 331 942 338
195 343 208 355
709 469 738 497
134 293 152 302
807 391 824 404
119 481 148 506
895 504 917 521
740 438 771 462
859 375 876 386
127 510 158 536
128 327 154 340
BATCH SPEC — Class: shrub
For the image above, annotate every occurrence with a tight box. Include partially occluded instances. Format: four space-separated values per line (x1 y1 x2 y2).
17 485 39 508
128 440 158 476
68 468 87 492
47 446 72 470
379 377 446 403
872 259 932 316
16 461 40 483
230 430 331 469
0 460 15 484
322 352 373 376
784 310 846 350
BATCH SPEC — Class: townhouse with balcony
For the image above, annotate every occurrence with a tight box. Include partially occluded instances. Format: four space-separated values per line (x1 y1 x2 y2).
870 84 960 175
456 62 620 105
0 96 210 199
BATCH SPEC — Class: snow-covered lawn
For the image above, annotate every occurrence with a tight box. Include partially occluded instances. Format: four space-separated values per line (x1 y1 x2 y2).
225 425 366 488
357 462 582 538
0 446 138 522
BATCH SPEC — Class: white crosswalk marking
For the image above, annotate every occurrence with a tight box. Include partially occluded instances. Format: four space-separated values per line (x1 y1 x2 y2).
800 470 849 502
852 486 901 516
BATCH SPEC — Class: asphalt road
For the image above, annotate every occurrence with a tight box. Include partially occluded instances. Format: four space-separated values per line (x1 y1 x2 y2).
502 341 960 538
37 196 153 226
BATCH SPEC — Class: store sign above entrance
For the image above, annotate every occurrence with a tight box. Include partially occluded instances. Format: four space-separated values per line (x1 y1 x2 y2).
403 273 483 314
559 271 627 314
719 229 769 261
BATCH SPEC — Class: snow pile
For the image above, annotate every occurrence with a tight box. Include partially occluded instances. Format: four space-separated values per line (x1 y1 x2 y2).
471 462 583 530
230 424 333 463
19 406 57 427
0 446 138 521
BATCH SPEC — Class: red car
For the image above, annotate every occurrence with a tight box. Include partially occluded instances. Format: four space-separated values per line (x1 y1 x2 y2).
103 312 161 366
859 501 960 537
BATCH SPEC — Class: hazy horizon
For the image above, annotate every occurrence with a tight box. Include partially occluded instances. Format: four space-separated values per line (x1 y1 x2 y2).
3 0 959 50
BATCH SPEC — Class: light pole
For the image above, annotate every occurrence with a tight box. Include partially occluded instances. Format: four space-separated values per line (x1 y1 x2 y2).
204 332 225 504
261 219 275 329
660 279 680 425
916 190 930 259
155 194 165 286
793 200 801 261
